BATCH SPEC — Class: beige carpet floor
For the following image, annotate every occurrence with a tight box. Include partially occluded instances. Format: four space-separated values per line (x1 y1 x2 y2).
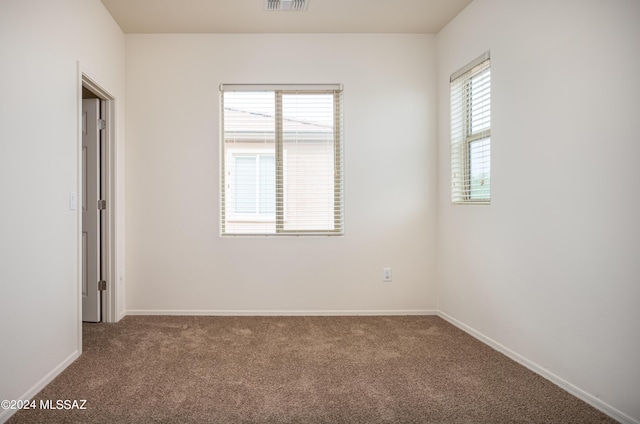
8 315 616 423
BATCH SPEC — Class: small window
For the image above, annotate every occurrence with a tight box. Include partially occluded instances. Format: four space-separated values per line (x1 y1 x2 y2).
450 52 491 204
220 84 344 236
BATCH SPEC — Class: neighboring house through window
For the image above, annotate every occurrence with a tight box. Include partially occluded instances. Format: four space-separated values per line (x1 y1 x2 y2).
450 51 491 204
220 84 344 235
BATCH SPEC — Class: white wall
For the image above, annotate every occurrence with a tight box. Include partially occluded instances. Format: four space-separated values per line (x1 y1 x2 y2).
436 0 640 422
0 0 125 421
125 34 437 314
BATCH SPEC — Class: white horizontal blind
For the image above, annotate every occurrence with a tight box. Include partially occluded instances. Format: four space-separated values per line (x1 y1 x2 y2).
451 53 491 204
220 85 344 236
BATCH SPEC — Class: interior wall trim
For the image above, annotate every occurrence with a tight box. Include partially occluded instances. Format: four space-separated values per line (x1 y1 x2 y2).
0 351 79 424
437 311 638 424
126 309 437 316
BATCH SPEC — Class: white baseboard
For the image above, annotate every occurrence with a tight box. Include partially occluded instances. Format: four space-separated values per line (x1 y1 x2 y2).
117 309 127 321
437 311 637 424
126 309 437 316
0 350 80 424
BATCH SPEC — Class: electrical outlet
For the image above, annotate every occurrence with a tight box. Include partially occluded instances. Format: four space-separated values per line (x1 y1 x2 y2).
383 268 392 282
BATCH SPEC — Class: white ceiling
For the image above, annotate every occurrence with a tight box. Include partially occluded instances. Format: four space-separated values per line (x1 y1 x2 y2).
100 0 473 34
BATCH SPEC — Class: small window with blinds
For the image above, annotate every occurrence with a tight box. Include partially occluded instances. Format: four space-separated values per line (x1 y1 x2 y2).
220 84 344 236
450 52 491 204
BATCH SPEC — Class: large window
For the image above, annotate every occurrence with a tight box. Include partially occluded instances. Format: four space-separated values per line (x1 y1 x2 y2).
450 52 491 204
220 84 344 236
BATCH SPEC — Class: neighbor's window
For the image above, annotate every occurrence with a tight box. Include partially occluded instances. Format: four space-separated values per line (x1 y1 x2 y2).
220 84 344 236
229 151 275 217
450 52 491 204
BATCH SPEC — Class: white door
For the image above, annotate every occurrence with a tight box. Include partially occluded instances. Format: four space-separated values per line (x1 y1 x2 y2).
82 99 101 322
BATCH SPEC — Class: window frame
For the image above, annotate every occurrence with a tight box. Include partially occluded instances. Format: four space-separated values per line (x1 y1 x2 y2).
450 52 491 205
220 84 344 236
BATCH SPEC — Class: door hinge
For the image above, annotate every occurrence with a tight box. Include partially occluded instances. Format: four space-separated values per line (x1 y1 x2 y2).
98 280 107 291
98 119 106 130
98 199 106 210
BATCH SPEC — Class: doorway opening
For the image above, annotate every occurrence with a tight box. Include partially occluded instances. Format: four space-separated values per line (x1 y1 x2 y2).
79 71 118 327
81 93 104 322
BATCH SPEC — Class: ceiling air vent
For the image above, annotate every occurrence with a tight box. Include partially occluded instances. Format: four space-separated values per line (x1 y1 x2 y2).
264 0 308 11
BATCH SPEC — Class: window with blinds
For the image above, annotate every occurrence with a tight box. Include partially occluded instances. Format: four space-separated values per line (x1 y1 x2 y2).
220 84 344 236
450 52 491 204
